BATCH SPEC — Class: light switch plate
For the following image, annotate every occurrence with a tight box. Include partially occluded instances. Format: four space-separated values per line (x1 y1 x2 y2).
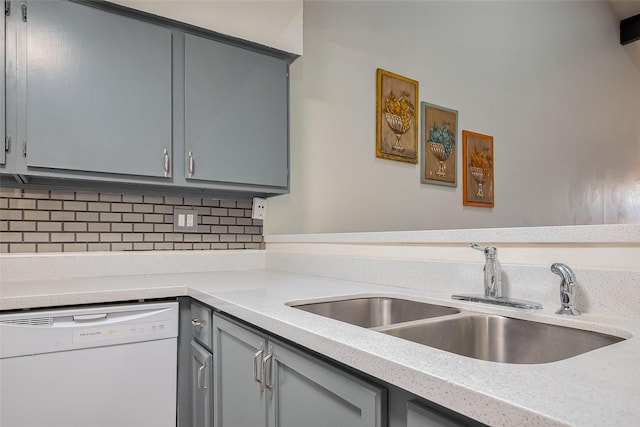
174 208 198 232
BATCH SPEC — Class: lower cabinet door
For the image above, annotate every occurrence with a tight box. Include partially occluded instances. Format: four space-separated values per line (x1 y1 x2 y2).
267 340 385 427
191 340 213 427
213 315 268 427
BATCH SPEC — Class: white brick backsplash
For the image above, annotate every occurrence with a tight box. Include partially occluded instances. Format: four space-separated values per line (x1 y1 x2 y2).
99 193 122 202
76 212 99 221
75 192 100 201
122 194 143 203
24 211 50 221
63 201 87 211
88 202 111 212
64 222 88 232
88 243 109 251
37 243 63 252
50 191 75 200
0 188 263 253
88 223 110 232
10 199 36 210
65 243 88 252
51 211 75 221
9 221 35 231
37 222 62 232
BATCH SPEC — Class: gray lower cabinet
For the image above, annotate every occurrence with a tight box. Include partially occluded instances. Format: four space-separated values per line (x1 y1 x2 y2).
212 314 384 427
24 0 172 178
184 34 289 188
191 340 213 427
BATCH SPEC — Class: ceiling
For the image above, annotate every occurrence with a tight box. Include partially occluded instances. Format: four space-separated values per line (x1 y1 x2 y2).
608 1 640 70
608 0 640 20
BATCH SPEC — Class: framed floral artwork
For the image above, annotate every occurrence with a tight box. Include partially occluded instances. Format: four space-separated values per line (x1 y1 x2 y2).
420 102 458 186
375 68 419 163
462 130 494 207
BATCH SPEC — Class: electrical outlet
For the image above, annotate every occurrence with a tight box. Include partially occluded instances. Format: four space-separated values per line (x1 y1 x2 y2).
252 197 266 220
174 208 198 232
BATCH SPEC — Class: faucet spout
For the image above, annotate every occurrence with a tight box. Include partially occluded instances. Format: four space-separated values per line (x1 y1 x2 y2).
452 244 542 310
551 263 580 316
470 243 501 298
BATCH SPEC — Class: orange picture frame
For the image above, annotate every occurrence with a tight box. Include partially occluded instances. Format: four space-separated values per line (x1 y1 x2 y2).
462 130 494 208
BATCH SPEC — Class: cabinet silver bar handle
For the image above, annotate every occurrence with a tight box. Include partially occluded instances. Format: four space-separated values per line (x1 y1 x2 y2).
253 344 264 392
188 151 194 178
191 318 205 328
197 362 207 390
262 344 273 393
163 149 170 177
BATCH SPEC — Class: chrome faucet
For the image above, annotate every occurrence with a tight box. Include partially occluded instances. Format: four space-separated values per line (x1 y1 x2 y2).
471 243 502 298
452 243 542 310
551 263 580 316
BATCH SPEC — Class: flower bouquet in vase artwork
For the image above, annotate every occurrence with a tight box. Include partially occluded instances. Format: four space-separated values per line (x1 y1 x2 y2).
428 121 455 177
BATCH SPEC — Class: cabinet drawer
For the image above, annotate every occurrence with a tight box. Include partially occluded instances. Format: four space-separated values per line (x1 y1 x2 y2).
407 400 468 427
190 302 212 351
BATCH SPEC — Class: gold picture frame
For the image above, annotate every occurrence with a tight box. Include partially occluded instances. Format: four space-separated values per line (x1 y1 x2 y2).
376 68 419 163
462 130 494 208
421 102 458 186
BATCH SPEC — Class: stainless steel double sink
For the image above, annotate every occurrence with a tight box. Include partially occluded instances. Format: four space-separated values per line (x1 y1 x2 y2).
289 297 625 364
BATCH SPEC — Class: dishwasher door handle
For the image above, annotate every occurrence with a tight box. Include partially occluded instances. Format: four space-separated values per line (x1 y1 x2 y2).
73 313 108 322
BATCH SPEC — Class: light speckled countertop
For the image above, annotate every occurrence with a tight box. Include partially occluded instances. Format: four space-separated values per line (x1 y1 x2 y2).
1 269 638 426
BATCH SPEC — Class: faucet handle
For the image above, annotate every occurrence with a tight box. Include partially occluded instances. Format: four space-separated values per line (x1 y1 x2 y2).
470 243 497 258
470 243 483 251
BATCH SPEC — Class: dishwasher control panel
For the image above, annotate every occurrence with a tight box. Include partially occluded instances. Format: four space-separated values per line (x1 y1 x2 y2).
73 320 171 343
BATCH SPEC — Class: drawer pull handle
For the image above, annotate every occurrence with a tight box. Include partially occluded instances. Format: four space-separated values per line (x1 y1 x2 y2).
262 345 273 393
197 362 207 390
253 344 264 391
191 318 205 329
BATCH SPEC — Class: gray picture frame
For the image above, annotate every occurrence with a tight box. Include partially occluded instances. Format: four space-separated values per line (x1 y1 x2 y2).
420 102 458 187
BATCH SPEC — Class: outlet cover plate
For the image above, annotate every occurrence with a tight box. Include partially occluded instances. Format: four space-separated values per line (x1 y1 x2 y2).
252 197 266 220
174 208 198 232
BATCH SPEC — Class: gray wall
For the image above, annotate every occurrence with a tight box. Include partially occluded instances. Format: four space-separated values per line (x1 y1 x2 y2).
266 0 640 234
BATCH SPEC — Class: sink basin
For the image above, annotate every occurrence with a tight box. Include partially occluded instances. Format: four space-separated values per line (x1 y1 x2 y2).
381 314 625 364
290 297 459 328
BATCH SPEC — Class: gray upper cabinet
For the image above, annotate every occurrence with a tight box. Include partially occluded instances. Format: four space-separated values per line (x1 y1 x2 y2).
24 0 172 178
1 10 5 166
184 34 288 188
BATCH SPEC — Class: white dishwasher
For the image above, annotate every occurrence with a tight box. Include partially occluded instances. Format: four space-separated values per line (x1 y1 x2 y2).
0 301 178 427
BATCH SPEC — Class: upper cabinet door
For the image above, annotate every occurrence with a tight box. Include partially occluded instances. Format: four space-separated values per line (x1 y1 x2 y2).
184 34 288 188
1 10 5 166
25 1 172 178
